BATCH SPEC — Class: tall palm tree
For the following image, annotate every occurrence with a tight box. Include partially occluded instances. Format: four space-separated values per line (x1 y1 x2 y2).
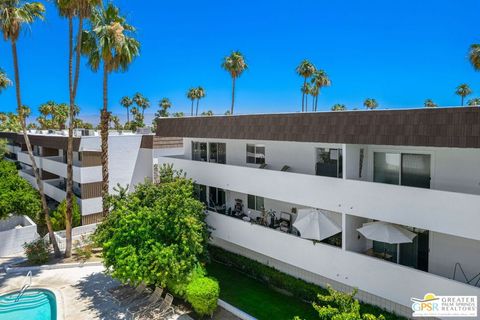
364 98 378 110
221 51 248 114
467 98 480 106
301 83 312 112
187 88 196 116
55 0 100 258
157 97 171 118
331 104 347 111
295 60 316 112
81 3 140 217
424 99 437 108
0 0 61 257
469 44 480 71
0 68 11 93
455 84 472 106
310 70 331 111
120 96 133 122
195 86 206 116
133 92 149 117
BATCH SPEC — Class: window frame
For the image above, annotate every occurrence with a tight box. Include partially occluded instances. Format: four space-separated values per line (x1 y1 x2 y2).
246 144 266 164
247 194 265 211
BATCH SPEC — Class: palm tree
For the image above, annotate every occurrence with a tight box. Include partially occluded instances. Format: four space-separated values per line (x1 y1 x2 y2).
0 0 61 257
120 96 133 122
295 60 316 112
301 83 312 112
364 98 378 110
187 88 196 116
195 86 206 116
221 51 248 114
331 104 346 111
424 99 437 108
81 3 140 217
0 69 11 93
310 70 331 111
455 84 472 106
467 98 480 106
157 97 171 118
469 44 480 71
133 92 150 117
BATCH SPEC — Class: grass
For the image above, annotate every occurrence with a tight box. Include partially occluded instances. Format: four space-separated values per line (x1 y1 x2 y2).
207 261 318 320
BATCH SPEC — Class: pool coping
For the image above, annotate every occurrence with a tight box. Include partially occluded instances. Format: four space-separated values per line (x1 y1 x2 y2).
5 261 103 274
0 287 64 320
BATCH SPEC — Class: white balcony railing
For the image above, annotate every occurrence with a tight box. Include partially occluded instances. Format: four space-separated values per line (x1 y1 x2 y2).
207 211 480 310
158 156 480 242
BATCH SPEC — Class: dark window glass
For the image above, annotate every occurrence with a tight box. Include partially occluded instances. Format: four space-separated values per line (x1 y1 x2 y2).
246 144 265 164
316 148 342 178
209 143 226 164
194 184 207 205
247 194 255 210
401 154 431 189
192 142 207 161
246 144 255 163
373 152 400 185
247 194 264 210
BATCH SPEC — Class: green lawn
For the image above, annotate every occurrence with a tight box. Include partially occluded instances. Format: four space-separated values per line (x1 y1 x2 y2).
207 261 318 320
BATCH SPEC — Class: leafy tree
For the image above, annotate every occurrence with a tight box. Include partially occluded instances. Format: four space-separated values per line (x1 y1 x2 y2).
0 68 12 93
296 60 316 112
222 51 248 114
0 160 42 221
294 286 385 320
0 139 6 159
311 70 331 111
120 96 133 123
331 104 347 111
109 115 123 130
424 99 437 108
172 112 184 117
133 92 150 117
363 98 378 110
201 110 214 116
81 3 140 217
455 84 472 106
0 112 22 132
469 44 480 71
73 118 94 129
50 196 81 231
94 164 209 288
187 88 197 116
467 97 480 106
0 0 61 256
157 97 172 118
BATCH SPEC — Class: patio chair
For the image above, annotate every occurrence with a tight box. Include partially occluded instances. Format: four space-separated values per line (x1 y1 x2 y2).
137 293 174 320
107 281 133 296
112 282 149 305
281 165 290 172
127 287 164 319
259 163 268 169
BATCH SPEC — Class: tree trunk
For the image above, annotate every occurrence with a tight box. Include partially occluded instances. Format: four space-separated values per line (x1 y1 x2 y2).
12 41 61 257
190 100 194 116
65 16 74 258
196 99 199 116
230 77 236 115
302 78 306 112
101 64 110 217
306 93 309 112
461 96 464 106
126 107 129 123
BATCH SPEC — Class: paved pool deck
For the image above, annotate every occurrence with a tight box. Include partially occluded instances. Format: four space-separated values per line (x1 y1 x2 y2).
0 265 240 320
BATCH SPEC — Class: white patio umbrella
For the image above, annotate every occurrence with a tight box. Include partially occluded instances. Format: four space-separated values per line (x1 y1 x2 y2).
293 208 341 241
357 221 417 263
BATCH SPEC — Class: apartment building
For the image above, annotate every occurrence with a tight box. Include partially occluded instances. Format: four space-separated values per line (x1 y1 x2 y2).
0 129 182 224
153 107 480 318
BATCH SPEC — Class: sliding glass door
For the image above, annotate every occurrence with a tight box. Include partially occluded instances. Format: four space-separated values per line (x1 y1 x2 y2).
209 143 226 164
316 148 343 178
192 142 207 161
374 152 430 189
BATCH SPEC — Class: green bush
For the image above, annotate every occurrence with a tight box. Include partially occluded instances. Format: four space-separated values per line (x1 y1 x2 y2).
168 264 206 298
209 246 405 320
23 239 49 265
50 196 81 231
186 276 220 316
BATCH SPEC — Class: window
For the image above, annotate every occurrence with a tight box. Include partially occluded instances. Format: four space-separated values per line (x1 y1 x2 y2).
316 148 343 178
208 187 226 213
208 143 226 164
193 184 207 205
246 144 265 164
374 152 430 189
192 142 207 161
247 194 264 211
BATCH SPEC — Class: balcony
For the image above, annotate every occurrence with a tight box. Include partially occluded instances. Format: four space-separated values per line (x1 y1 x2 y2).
207 211 480 311
157 156 480 242
17 152 102 184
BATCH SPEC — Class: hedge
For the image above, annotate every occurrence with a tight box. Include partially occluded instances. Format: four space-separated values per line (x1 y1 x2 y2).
209 245 406 320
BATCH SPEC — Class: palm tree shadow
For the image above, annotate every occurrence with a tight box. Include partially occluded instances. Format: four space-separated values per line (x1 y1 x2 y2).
73 272 127 320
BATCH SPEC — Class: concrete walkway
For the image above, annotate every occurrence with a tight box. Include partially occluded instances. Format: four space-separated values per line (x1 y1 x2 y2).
0 265 239 320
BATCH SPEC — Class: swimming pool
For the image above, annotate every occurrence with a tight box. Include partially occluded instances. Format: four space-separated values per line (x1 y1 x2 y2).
0 289 57 320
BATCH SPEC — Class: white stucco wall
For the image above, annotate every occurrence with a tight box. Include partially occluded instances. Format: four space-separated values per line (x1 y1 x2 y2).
0 216 39 256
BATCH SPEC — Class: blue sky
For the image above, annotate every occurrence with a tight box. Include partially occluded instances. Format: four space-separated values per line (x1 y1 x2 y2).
0 0 479 122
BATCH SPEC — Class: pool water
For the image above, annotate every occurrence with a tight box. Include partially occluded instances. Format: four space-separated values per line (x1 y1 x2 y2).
0 289 56 320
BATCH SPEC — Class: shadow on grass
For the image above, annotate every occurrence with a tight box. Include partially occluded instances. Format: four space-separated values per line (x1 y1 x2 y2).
73 272 126 320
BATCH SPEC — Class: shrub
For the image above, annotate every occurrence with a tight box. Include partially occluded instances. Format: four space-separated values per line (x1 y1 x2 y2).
168 264 206 298
73 235 93 261
186 276 219 316
23 239 49 265
50 196 81 231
